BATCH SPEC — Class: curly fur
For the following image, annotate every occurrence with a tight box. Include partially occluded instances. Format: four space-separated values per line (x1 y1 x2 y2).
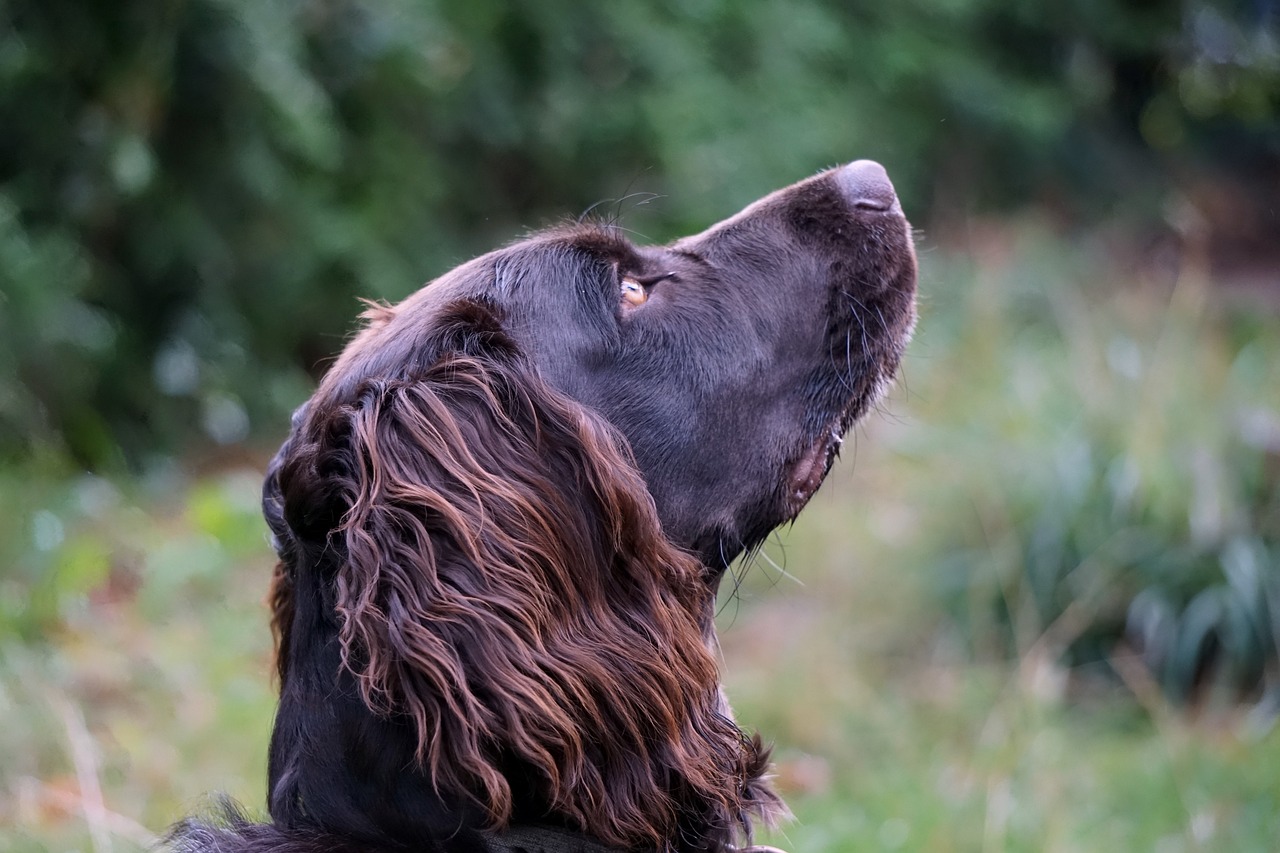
267 306 773 848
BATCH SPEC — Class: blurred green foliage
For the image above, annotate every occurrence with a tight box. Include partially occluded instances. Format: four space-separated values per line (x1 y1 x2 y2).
0 469 275 852
892 228 1280 707
1 0 1277 466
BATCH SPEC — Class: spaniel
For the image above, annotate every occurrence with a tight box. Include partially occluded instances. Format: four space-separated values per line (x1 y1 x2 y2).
171 160 918 853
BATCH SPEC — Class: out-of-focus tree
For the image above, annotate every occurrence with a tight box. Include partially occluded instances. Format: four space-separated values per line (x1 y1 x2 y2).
1 0 1276 467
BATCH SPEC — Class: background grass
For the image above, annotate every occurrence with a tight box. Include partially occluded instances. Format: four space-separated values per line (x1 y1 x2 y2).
3 229 1277 852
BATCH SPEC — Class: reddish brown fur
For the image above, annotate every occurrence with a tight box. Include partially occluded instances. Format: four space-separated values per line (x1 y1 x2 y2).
351 358 749 843
268 323 776 849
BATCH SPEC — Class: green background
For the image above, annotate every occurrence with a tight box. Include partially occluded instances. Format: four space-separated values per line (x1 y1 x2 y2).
2 1 1278 850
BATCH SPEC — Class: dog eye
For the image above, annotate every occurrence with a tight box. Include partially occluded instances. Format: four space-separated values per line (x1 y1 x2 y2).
620 277 648 307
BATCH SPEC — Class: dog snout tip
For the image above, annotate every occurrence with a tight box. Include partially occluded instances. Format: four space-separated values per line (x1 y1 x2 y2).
837 159 898 212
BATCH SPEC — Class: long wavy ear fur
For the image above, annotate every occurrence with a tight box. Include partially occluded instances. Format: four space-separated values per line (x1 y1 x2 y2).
270 301 776 850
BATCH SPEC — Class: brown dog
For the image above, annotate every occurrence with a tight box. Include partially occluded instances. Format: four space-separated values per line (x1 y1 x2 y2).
171 161 917 853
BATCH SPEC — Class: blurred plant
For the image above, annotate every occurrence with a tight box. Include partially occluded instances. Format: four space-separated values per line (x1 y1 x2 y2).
1127 536 1280 705
904 228 1280 707
0 459 267 642
0 0 1277 468
0 463 275 850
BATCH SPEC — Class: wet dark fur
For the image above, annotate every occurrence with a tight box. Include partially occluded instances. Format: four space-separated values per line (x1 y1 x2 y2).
170 164 918 853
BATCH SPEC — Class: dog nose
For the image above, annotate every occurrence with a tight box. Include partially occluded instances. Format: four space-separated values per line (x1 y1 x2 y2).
836 160 899 212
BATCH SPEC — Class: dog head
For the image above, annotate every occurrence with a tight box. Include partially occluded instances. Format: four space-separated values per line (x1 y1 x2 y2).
303 160 916 569
262 161 916 851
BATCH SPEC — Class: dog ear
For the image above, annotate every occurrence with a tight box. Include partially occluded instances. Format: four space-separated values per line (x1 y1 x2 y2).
273 299 767 849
